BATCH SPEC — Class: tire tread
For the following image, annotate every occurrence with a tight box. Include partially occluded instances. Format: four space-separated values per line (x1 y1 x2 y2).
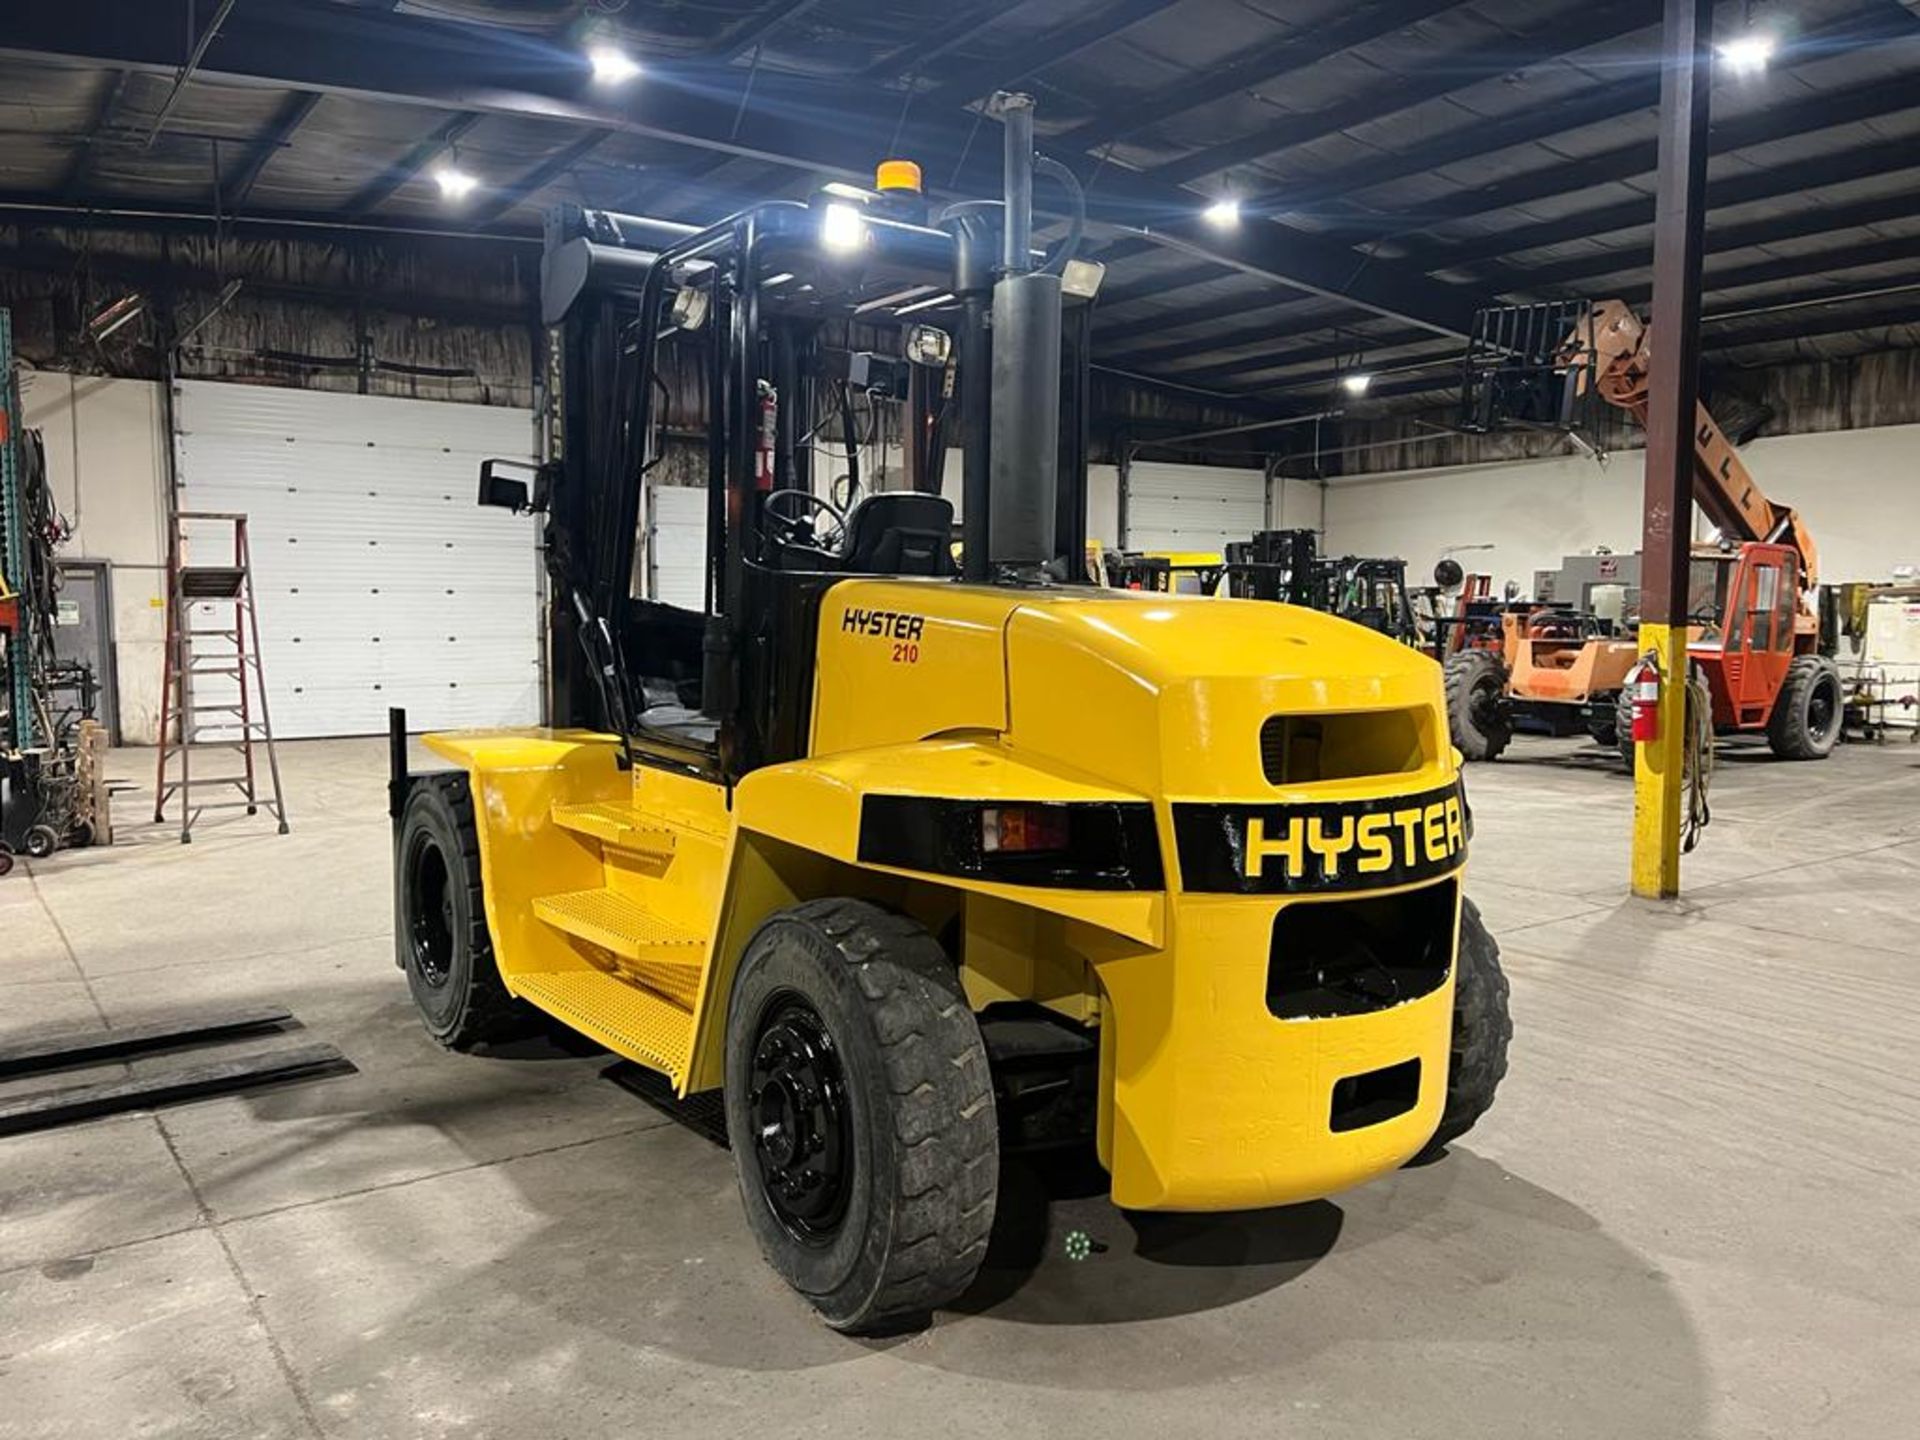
1767 654 1842 760
1421 897 1512 1158
767 897 998 1331
405 774 534 1050
1445 650 1513 762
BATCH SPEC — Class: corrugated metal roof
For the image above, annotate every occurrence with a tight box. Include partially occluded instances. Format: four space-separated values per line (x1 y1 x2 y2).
0 0 1916 411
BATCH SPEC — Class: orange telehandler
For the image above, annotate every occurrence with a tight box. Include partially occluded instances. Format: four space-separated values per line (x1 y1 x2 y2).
1447 299 1841 764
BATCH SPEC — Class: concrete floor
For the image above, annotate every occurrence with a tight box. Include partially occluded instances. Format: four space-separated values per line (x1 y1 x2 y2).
2 732 1916 1439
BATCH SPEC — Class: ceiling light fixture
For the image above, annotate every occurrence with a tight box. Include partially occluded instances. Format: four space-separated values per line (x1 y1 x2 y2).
435 165 479 202
1341 372 1374 396
1202 197 1241 228
1717 30 1776 74
588 43 642 86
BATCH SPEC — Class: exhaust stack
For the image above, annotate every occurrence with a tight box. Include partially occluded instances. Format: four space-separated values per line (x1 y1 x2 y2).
986 93 1063 576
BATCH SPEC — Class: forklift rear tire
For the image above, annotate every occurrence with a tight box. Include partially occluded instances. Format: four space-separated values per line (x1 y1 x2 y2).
1767 655 1843 760
1444 650 1512 761
397 775 538 1051
1415 898 1511 1161
724 898 998 1334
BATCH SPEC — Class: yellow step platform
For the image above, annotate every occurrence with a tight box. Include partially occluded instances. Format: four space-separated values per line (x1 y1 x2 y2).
550 801 676 856
511 970 692 1078
530 889 707 1006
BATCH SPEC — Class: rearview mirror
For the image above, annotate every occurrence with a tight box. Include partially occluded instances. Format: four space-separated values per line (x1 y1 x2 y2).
905 324 951 367
478 458 543 514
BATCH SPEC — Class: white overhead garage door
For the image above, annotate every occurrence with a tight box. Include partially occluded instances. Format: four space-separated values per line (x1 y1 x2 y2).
646 482 708 611
172 381 540 738
1124 461 1267 553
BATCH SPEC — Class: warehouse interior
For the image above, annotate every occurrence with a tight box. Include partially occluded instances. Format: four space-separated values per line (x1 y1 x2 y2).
2 2 1917 1436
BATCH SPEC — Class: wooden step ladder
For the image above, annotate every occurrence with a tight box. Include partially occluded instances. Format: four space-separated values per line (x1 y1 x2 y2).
154 511 289 843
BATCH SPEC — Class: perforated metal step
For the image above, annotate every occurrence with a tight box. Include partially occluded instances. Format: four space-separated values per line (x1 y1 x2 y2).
550 801 678 855
532 889 703 964
513 971 693 1079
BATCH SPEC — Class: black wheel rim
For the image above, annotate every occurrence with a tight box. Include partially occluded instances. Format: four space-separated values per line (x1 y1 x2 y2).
1470 673 1505 730
405 834 456 987
1808 674 1839 742
747 995 852 1245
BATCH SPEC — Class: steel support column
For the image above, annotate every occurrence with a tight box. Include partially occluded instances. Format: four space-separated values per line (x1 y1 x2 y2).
1631 0 1713 900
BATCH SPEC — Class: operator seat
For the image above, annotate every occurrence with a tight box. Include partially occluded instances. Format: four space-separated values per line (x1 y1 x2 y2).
837 493 954 576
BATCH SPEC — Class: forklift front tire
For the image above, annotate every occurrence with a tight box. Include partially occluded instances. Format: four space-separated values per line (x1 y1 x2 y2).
397 776 538 1051
725 898 998 1334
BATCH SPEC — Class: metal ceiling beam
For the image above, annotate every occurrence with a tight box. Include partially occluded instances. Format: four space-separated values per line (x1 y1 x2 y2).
4 239 534 329
708 0 829 62
467 129 609 226
0 0 1480 337
62 69 132 196
1424 131 1920 272
346 111 484 217
1144 326 1442 383
1474 189 1920 295
1639 236 1920 305
1076 207 1475 334
1151 1 1662 186
1271 284 1920 403
1094 291 1320 347
1257 4 1915 224
0 191 540 245
1366 69 1920 247
1705 292 1920 350
143 0 239 148
918 0 1180 108
1092 262 1252 315
855 2 1029 82
1475 188 1920 295
1055 0 1463 152
1091 7 1916 311
222 92 322 211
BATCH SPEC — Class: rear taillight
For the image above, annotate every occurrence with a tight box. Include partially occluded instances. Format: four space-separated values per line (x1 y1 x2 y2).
981 804 1070 854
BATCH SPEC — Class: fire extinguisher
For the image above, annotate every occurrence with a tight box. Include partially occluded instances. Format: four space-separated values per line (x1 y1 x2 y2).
754 380 777 491
1628 654 1662 743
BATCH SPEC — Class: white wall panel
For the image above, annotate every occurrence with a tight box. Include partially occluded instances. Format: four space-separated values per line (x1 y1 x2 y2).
172 381 538 738
19 370 172 742
1318 423 1920 596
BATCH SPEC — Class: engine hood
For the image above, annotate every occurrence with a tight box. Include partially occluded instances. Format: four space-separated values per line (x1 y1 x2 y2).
1000 588 1448 799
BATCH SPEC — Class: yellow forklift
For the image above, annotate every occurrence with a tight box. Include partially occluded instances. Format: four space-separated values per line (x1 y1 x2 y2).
389 96 1510 1333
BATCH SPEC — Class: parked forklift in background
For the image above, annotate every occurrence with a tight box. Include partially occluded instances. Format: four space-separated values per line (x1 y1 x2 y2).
389 95 1510 1333
1101 529 1421 647
1449 299 1841 765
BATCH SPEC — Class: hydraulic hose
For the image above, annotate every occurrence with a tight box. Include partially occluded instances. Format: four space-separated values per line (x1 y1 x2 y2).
1033 154 1085 276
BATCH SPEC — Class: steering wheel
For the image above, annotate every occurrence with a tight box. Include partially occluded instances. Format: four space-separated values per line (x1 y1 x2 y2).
762 489 847 552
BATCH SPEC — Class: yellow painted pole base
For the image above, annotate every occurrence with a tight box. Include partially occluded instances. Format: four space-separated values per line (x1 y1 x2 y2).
1629 622 1690 899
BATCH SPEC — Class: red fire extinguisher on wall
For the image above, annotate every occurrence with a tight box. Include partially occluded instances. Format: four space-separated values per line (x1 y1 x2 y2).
1627 654 1662 743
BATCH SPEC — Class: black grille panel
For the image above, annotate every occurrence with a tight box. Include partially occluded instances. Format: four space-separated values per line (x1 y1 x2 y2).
1259 709 1429 785
1268 879 1455 1019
